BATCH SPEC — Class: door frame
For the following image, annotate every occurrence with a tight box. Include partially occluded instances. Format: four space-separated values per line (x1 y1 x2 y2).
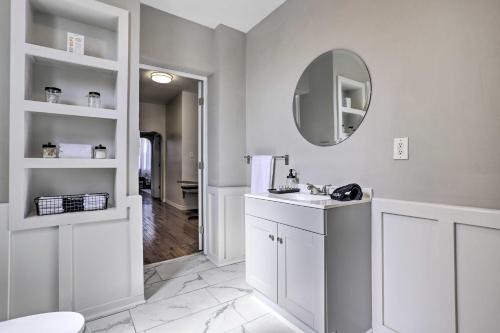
139 63 208 252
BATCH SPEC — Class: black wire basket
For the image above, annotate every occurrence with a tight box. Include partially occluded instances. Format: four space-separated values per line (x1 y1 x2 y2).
35 193 109 216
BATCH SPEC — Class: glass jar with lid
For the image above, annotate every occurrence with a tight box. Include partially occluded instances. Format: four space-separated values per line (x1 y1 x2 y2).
42 142 57 158
45 87 61 103
94 144 107 159
286 169 299 189
88 92 101 108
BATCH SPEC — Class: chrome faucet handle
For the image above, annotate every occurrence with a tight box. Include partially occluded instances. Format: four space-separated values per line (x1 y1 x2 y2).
322 185 333 195
306 183 321 195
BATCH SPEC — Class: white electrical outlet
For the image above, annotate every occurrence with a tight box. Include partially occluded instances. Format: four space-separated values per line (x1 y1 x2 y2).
393 137 409 160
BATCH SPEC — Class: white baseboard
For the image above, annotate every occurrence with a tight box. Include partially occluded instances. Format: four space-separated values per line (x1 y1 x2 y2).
253 290 316 333
207 254 245 268
80 295 145 321
164 199 197 211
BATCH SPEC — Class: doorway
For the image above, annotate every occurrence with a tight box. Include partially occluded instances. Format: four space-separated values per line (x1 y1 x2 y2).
139 64 207 265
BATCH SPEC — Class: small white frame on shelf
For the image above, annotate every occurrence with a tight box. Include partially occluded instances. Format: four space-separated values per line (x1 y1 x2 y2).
10 0 129 230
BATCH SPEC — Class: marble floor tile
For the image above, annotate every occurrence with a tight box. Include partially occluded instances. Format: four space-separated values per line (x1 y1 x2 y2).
207 277 254 303
155 254 216 280
225 326 248 333
199 262 245 285
130 288 219 332
145 273 209 302
145 302 246 333
86 311 136 333
144 268 162 287
242 313 301 333
231 295 270 322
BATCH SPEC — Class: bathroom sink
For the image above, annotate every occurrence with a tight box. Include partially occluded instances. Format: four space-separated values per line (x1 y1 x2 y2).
246 187 373 209
276 193 329 202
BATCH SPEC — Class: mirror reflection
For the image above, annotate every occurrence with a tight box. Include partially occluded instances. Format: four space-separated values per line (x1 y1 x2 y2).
293 49 372 146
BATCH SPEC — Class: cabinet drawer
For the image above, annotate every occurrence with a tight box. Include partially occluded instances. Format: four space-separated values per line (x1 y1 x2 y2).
245 197 325 234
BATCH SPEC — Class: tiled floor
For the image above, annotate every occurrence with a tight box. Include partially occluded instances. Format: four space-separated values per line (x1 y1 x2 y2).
85 253 302 333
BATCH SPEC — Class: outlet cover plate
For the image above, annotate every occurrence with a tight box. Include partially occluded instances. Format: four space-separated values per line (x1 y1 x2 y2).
394 137 409 160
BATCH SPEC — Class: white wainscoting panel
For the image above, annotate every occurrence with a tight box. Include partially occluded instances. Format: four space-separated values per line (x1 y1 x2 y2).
456 224 500 332
73 220 130 311
0 204 9 321
10 227 59 318
0 196 144 321
372 198 500 333
206 186 249 266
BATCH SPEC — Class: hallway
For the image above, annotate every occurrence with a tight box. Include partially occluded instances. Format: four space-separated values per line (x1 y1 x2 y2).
142 191 199 264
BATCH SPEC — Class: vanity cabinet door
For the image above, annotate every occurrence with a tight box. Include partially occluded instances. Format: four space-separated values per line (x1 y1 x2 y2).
277 224 325 332
245 215 278 302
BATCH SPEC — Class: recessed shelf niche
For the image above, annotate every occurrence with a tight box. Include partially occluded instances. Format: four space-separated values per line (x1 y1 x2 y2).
26 0 119 61
24 168 116 219
24 112 117 159
25 54 117 109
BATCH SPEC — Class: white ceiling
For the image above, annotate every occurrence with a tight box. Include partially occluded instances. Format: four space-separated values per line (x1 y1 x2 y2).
141 0 287 33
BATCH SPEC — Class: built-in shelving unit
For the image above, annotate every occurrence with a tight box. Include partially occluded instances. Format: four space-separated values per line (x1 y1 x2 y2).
10 0 129 230
337 75 368 140
342 107 366 117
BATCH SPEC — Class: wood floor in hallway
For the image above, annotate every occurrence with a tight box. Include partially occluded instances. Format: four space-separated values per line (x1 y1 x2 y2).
141 191 200 265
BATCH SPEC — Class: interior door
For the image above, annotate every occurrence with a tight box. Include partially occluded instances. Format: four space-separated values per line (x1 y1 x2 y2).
197 81 204 250
278 223 325 331
246 215 278 302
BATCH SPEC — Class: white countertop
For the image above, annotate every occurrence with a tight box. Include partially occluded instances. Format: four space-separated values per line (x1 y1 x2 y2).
245 186 372 210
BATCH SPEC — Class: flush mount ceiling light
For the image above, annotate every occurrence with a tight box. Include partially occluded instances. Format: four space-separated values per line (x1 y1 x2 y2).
151 72 173 84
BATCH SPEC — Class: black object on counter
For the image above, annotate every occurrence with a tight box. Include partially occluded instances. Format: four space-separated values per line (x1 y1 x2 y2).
330 184 363 201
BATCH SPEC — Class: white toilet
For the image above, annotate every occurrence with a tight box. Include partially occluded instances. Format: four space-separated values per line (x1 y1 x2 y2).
0 312 85 333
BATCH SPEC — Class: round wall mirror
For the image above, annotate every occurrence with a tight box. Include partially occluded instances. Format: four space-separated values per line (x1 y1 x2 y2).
293 49 372 146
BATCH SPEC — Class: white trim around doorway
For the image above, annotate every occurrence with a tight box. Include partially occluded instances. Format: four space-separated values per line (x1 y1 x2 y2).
138 63 209 256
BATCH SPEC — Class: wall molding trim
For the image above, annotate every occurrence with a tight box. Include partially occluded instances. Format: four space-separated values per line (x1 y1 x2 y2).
206 186 249 266
372 198 500 333
0 203 10 321
0 197 144 321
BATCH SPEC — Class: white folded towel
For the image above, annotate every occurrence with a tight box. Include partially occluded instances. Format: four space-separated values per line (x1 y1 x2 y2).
38 196 63 208
38 207 64 215
58 143 93 159
250 155 274 194
83 194 106 210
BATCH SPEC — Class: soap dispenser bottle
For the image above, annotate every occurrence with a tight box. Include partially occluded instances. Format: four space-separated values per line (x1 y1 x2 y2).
286 169 299 189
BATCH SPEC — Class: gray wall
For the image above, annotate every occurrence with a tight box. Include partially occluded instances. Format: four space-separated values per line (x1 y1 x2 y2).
139 102 167 200
181 91 199 182
165 94 183 206
0 0 9 203
141 5 247 188
140 5 214 76
163 92 198 209
209 25 247 187
246 0 500 209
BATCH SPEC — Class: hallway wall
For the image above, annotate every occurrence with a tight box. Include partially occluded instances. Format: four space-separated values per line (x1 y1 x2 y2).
139 102 167 200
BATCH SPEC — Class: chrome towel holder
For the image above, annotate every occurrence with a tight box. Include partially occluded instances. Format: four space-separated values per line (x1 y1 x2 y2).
244 154 289 165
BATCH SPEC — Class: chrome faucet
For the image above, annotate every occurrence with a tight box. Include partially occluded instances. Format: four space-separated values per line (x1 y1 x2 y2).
306 183 333 195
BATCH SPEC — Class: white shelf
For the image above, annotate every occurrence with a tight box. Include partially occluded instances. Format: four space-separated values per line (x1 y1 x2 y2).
10 0 129 230
25 100 118 119
15 207 127 231
23 158 118 169
342 107 366 116
25 43 118 72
